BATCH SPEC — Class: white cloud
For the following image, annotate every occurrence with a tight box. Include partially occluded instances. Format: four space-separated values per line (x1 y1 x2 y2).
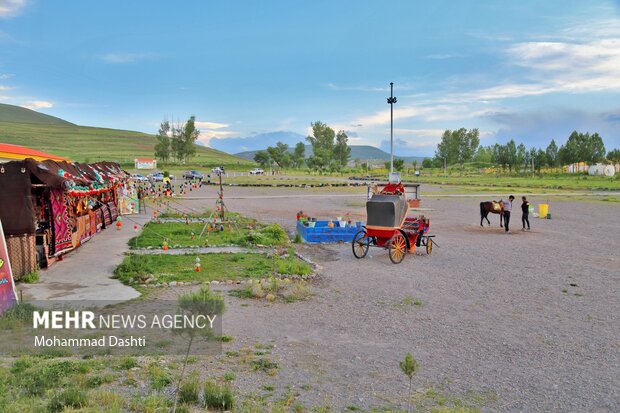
193 119 237 146
195 121 229 129
0 85 14 91
0 0 27 18
100 52 155 64
507 38 620 93
21 100 53 110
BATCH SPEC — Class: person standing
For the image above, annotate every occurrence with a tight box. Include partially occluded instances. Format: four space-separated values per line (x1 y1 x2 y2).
521 196 531 231
503 195 515 233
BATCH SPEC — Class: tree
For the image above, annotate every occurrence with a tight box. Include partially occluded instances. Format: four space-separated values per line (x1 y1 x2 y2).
607 148 620 163
517 143 527 172
253 151 271 168
333 130 352 169
505 140 517 171
473 145 493 163
399 353 419 413
180 116 199 163
559 131 606 165
154 120 171 162
292 142 306 168
435 128 479 169
412 160 418 171
391 158 404 171
422 158 433 168
457 128 480 169
266 142 291 168
546 139 559 168
306 121 350 172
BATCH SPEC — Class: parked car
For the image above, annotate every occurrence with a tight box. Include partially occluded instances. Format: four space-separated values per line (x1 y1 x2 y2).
182 170 204 180
249 168 264 175
130 173 148 182
148 171 175 182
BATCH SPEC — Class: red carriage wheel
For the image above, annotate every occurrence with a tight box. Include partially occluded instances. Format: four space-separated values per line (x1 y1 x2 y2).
352 230 370 259
388 233 407 264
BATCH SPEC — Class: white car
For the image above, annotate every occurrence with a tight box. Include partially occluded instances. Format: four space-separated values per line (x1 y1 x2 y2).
211 167 225 175
249 168 264 175
131 173 148 182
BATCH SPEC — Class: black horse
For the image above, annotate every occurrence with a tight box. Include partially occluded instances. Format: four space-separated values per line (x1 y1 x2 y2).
480 201 504 227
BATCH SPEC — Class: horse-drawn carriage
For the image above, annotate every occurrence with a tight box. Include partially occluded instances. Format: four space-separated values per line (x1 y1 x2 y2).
351 180 436 264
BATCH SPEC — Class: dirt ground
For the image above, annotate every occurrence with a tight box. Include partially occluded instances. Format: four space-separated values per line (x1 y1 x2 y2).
171 186 620 412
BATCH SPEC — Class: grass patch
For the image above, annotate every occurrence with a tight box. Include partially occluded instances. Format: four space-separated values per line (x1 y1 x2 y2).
115 252 312 285
20 271 39 284
178 372 200 405
230 278 313 303
48 387 88 412
203 380 235 410
129 216 288 249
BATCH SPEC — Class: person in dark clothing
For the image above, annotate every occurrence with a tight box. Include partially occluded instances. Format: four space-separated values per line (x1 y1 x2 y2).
521 196 531 231
503 195 515 233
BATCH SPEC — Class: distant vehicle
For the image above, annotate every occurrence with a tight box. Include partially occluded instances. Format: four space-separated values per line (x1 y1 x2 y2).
249 168 264 175
414 170 420 176
211 166 225 175
148 171 175 182
130 173 148 182
182 170 204 180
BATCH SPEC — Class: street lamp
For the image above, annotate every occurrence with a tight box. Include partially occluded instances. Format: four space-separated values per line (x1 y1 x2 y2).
387 82 397 174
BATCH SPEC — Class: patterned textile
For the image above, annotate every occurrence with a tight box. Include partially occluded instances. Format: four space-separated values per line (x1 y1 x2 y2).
81 214 92 242
89 210 97 234
50 188 73 255
94 208 103 232
108 202 118 222
102 205 112 227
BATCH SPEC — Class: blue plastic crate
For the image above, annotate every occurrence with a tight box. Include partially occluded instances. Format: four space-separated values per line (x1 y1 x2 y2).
296 220 362 243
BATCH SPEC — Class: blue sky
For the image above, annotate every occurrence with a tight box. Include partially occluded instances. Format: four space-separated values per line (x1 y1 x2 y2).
1 0 619 156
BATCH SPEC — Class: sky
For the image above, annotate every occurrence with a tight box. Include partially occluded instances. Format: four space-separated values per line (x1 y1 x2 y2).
0 0 619 156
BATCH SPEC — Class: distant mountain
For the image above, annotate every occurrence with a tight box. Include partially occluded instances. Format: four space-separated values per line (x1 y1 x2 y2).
0 103 75 125
236 144 426 163
209 131 306 154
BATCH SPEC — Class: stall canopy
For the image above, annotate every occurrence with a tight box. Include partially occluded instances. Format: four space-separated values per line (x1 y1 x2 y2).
0 159 128 236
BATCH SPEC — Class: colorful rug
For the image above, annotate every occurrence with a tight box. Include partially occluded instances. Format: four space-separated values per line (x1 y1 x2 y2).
102 205 112 227
50 189 73 255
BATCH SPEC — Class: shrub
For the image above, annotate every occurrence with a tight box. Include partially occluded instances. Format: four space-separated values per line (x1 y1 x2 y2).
47 388 87 412
178 373 200 405
21 271 39 283
203 380 235 410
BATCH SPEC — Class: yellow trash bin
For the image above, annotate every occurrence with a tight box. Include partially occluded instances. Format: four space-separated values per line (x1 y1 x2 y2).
538 204 549 218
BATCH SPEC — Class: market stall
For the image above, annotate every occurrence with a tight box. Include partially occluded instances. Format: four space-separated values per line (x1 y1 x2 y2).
0 158 134 278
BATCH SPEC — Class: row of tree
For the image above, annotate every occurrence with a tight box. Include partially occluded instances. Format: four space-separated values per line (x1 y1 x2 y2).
154 117 200 163
254 121 351 172
432 129 618 171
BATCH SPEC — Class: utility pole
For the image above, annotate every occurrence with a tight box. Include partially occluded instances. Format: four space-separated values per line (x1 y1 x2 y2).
387 82 397 174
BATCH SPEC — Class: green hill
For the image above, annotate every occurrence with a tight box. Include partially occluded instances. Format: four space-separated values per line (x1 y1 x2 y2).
0 104 249 166
0 103 74 126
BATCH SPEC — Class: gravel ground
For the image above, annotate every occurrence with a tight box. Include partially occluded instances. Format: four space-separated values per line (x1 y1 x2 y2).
168 187 619 411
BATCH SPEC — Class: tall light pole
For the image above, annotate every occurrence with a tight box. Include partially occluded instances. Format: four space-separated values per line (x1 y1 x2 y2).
387 82 397 174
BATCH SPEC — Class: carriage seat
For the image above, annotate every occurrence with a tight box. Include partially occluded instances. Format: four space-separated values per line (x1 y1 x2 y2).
366 194 409 228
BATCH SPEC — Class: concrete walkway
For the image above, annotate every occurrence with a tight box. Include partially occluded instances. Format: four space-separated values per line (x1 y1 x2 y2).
19 214 150 302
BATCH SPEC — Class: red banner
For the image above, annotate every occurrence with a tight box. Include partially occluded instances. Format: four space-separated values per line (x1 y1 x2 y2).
0 219 18 314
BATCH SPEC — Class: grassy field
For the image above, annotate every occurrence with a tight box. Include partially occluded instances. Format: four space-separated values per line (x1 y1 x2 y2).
210 169 620 192
0 121 251 167
114 252 312 285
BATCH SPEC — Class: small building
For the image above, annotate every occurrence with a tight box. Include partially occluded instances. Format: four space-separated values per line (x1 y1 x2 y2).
0 143 68 163
134 158 157 170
